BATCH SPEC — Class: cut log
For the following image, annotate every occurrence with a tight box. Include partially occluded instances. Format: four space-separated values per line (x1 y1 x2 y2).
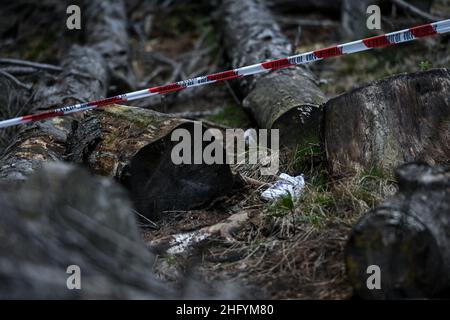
345 163 450 299
67 105 235 219
84 0 136 91
0 162 175 298
324 68 450 177
0 45 109 181
220 0 326 147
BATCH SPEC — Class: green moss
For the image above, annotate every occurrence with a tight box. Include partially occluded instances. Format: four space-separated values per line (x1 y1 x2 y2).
207 103 250 127
24 32 57 61
162 254 178 267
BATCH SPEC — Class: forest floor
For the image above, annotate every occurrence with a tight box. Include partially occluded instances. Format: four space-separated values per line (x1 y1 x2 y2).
1 0 449 299
132 1 450 299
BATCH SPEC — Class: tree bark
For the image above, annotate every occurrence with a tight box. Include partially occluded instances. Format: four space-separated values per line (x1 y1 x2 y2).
267 0 341 15
67 105 235 219
345 163 450 299
341 0 374 39
0 46 109 181
220 0 326 147
341 0 435 39
0 162 173 299
324 68 450 177
84 0 136 91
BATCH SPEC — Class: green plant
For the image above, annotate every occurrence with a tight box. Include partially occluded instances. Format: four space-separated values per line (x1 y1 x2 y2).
419 60 431 71
207 103 250 127
265 192 295 218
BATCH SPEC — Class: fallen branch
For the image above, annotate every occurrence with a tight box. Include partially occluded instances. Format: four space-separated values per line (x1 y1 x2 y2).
0 67 40 75
0 58 62 72
0 70 31 90
275 16 339 28
147 212 250 254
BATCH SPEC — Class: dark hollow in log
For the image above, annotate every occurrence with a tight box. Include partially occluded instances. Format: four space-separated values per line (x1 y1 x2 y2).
345 163 450 299
220 0 326 147
84 0 136 91
67 105 235 219
0 46 108 181
324 68 450 177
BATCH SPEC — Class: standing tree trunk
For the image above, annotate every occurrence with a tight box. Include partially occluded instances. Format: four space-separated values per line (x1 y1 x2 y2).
345 163 450 299
324 68 450 177
220 0 326 147
0 46 109 181
67 105 235 219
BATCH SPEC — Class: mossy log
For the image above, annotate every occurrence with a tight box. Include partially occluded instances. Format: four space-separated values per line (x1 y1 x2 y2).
220 0 326 147
67 105 234 219
345 163 450 299
0 46 108 181
324 68 450 177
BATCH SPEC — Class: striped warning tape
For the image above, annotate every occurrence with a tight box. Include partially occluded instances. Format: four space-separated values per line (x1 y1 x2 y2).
0 19 449 129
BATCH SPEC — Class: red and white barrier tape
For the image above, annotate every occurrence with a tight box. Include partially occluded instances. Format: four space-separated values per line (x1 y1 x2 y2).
1 19 449 129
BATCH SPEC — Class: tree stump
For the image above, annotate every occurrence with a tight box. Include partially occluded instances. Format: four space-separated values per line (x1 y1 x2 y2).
345 162 450 299
324 68 450 177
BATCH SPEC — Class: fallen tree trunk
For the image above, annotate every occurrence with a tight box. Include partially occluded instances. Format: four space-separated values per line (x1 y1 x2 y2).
345 163 450 299
220 0 326 147
0 46 109 181
324 68 450 177
67 105 235 219
85 0 136 91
